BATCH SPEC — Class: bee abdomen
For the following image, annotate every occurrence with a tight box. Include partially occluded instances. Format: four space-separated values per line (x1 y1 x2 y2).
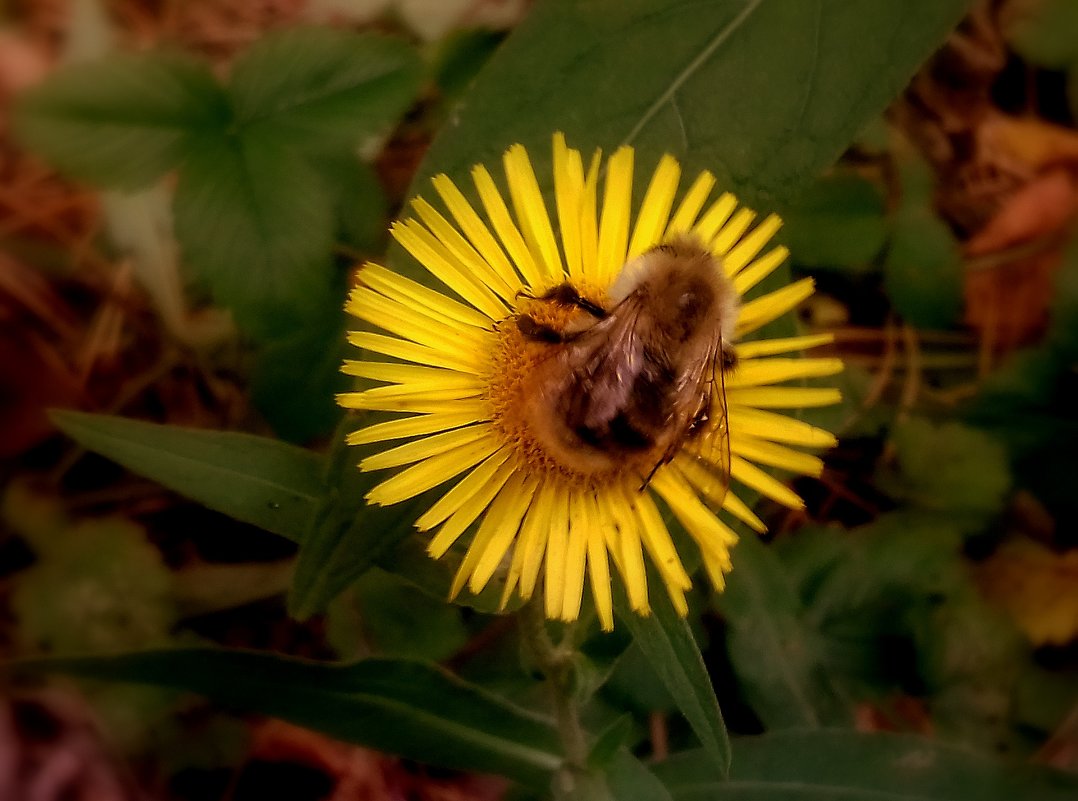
573 411 655 453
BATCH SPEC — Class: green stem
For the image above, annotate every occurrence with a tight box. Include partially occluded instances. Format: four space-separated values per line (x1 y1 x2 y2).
520 602 607 799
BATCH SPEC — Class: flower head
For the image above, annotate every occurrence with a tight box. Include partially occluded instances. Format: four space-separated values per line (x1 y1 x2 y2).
339 134 841 630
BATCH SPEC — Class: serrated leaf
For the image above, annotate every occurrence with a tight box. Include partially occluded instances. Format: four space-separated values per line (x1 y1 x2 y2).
50 410 323 542
14 52 227 189
22 648 563 787
884 205 964 329
12 517 175 653
407 0 969 213
656 730 1078 800
882 418 1011 522
782 173 887 271
619 585 731 778
1005 0 1078 69
717 533 853 729
174 132 337 340
228 27 422 153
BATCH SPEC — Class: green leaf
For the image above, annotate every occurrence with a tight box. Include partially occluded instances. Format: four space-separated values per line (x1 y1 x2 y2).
174 132 337 339
328 568 468 661
22 647 563 787
286 422 436 619
884 204 964 329
310 152 388 254
13 516 175 653
880 418 1011 522
657 730 1078 800
430 28 505 104
782 172 887 271
1005 0 1078 69
717 533 853 729
50 410 323 542
13 52 227 189
408 0 969 210
619 583 731 778
228 27 422 153
251 305 350 442
605 749 675 801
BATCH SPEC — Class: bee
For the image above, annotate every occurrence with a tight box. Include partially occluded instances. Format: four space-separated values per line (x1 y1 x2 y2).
515 235 738 492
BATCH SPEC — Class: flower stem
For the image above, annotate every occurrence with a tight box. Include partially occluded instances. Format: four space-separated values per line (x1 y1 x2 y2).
520 601 608 799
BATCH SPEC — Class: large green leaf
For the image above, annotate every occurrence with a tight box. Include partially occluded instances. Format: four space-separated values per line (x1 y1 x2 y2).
408 0 969 209
619 584 731 778
174 132 337 340
605 749 676 801
228 28 422 152
51 410 322 542
13 52 227 189
716 533 854 728
286 419 437 619
21 648 562 788
654 730 1078 801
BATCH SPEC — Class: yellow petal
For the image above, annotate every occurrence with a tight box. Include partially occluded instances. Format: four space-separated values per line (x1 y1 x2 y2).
595 145 634 285
723 214 782 274
391 220 507 320
504 144 564 284
726 386 843 409
361 424 490 472
737 277 815 335
366 433 500 505
561 490 590 621
519 481 556 600
735 333 834 359
666 171 715 237
346 331 480 373
417 448 512 531
410 197 517 301
729 455 804 510
711 208 756 255
426 455 516 557
544 483 571 619
472 164 543 290
342 361 483 389
627 155 681 258
466 474 538 595
553 133 587 283
431 173 521 292
732 246 789 294
692 192 736 243
606 488 649 614
726 357 845 388
732 436 824 476
579 149 602 283
359 264 492 329
586 510 614 631
346 411 480 445
729 406 838 448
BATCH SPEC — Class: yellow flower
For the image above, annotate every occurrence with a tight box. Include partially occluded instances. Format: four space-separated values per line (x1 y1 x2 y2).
339 134 841 630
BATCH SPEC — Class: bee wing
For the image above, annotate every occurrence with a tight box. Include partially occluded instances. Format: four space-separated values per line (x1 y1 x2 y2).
677 341 732 508
562 298 649 433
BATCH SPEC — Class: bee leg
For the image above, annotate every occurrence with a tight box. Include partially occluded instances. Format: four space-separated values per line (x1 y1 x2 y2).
540 283 608 319
721 348 738 370
516 313 566 344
